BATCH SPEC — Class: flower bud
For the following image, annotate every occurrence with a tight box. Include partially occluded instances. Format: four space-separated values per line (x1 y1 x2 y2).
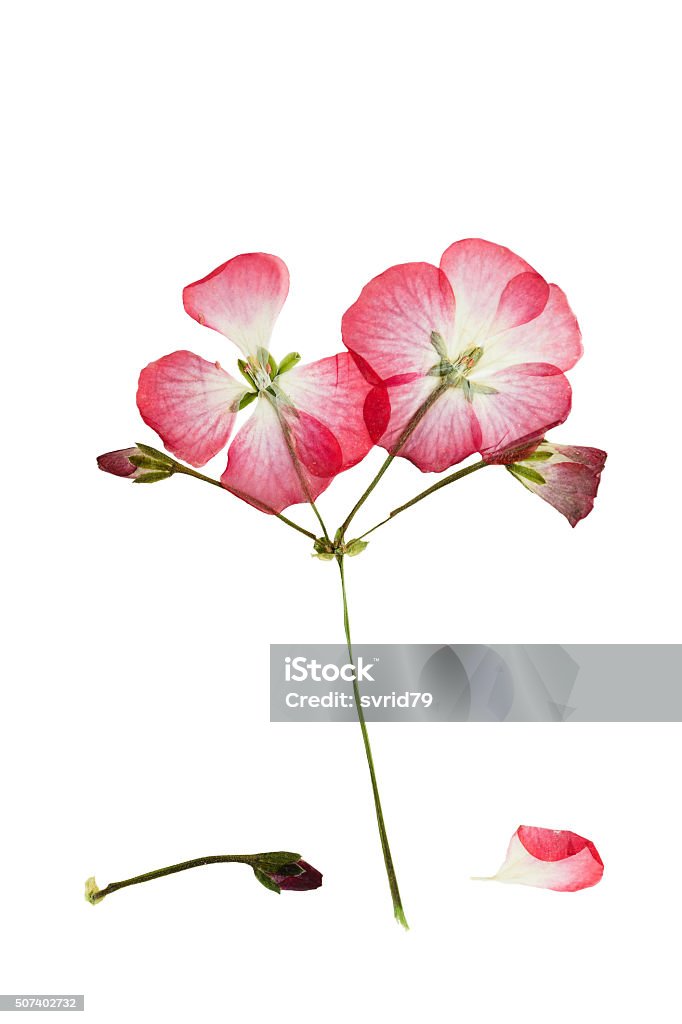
251 853 323 894
97 444 175 483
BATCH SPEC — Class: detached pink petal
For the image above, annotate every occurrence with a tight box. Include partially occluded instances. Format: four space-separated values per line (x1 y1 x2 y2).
478 826 604 892
279 353 374 471
137 350 248 467
221 397 342 513
183 253 289 358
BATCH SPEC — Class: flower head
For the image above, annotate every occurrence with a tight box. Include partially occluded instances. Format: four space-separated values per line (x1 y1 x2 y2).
342 239 583 473
486 435 607 526
136 254 375 513
475 825 604 892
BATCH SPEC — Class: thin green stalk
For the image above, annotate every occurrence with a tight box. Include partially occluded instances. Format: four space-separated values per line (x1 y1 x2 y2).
357 459 489 538
86 854 255 902
175 464 317 541
336 554 408 929
339 379 450 539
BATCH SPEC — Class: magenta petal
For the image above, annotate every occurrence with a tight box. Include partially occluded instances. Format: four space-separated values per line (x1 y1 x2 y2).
491 272 550 333
137 350 247 467
97 448 139 478
273 860 323 891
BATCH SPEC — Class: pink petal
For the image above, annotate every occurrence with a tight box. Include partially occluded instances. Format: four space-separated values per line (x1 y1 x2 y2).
549 443 607 472
221 397 342 513
378 377 481 473
278 353 374 471
520 458 607 527
137 350 247 467
342 262 457 383
491 272 550 333
479 284 583 374
479 826 604 892
470 363 572 453
182 253 289 357
97 448 139 478
440 238 536 346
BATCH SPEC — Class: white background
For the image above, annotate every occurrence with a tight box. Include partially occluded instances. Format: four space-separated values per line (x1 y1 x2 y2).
2 1 681 1021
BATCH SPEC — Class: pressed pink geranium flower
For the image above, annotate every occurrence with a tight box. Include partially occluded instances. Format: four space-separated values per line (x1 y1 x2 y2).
342 239 583 473
137 253 374 513
474 826 604 892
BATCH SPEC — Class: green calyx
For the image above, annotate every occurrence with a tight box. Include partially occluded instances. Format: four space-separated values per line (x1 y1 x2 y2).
507 463 546 485
312 535 369 560
427 343 497 402
130 443 177 483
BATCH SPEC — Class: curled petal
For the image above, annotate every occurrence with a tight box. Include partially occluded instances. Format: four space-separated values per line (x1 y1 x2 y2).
491 272 550 334
501 440 607 526
137 350 248 467
183 253 289 357
221 397 342 513
342 262 456 383
477 826 604 892
278 352 374 470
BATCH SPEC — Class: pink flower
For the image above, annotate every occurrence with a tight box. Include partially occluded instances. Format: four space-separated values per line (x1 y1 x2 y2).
476 826 604 892
485 436 607 526
342 239 583 473
137 254 374 513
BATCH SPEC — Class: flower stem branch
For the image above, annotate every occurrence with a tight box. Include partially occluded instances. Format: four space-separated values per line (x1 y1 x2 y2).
174 464 317 541
336 553 408 929
357 459 489 539
339 380 450 539
86 853 256 903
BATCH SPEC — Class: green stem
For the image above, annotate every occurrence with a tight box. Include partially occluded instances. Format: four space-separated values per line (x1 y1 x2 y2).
88 854 255 902
175 464 317 541
358 459 489 538
336 554 408 929
339 380 450 539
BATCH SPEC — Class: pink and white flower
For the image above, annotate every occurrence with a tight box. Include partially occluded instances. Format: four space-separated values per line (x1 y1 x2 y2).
136 253 374 513
342 239 583 473
485 436 607 526
476 826 604 892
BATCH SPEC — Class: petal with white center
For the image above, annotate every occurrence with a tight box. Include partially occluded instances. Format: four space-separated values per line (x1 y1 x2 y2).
182 253 289 358
342 262 457 383
378 376 481 473
469 363 572 453
477 284 583 375
137 350 248 467
278 352 374 470
221 396 342 513
476 826 604 892
440 238 536 349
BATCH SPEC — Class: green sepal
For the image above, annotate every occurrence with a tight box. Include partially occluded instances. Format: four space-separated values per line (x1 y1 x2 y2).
507 463 546 485
134 443 175 467
429 331 449 360
238 359 255 387
313 552 335 561
128 454 174 471
344 539 369 557
253 852 302 871
133 471 174 484
277 351 301 376
469 382 498 396
253 868 281 894
267 354 279 377
238 391 258 410
522 450 553 462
